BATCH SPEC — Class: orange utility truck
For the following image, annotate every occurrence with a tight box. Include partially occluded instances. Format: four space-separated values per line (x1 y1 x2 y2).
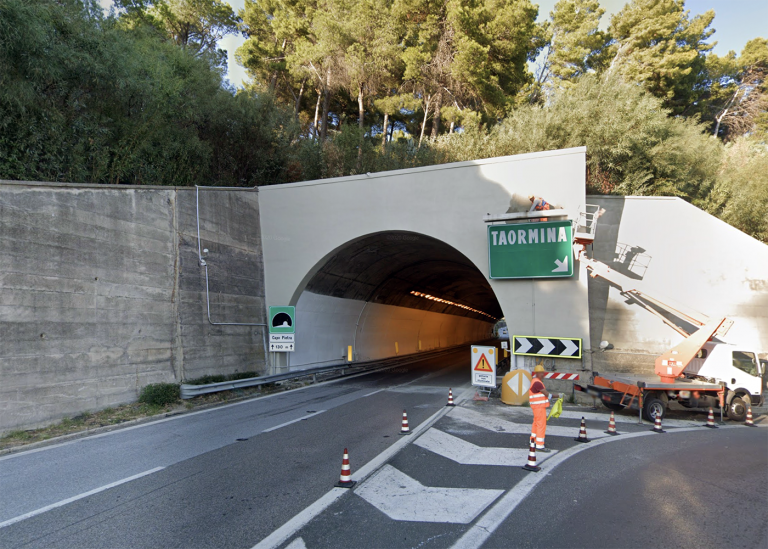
571 207 766 422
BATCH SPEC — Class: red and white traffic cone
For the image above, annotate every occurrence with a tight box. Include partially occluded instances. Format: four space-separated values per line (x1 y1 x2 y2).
400 409 411 435
335 448 356 488
574 417 590 443
745 407 756 427
704 408 718 429
651 414 665 433
446 388 455 406
522 436 541 472
605 411 618 435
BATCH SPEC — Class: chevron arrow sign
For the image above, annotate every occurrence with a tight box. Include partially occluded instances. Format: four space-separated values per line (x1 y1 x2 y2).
512 336 582 359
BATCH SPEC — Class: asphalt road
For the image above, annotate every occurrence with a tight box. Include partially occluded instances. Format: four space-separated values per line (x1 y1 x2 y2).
1 349 766 549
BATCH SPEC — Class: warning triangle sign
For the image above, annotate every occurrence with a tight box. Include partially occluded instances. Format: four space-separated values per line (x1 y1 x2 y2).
474 354 493 372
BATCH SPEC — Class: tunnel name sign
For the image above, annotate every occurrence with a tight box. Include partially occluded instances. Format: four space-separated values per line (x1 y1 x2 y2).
487 220 573 279
269 306 295 352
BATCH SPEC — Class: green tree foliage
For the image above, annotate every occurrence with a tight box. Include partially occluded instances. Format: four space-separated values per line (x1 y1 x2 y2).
431 74 722 202
0 0 298 186
606 0 715 115
704 38 768 141
532 0 609 102
705 137 768 242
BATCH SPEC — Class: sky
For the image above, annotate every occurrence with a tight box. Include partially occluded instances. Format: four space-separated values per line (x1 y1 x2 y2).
98 0 767 89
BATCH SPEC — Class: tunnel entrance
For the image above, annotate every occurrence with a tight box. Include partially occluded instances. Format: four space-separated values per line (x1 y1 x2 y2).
290 231 503 368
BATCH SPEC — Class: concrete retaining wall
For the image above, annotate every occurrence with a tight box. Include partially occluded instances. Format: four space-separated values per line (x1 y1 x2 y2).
0 182 267 433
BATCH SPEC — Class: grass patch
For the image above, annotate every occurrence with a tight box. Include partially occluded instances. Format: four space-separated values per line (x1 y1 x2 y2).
184 371 260 385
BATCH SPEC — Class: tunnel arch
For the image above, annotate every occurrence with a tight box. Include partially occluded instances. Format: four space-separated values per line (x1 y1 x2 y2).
289 230 504 368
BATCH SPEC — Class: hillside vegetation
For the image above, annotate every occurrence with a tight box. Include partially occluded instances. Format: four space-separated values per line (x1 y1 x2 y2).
0 0 766 241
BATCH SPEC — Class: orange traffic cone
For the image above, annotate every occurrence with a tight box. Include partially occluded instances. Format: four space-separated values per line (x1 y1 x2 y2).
335 448 356 488
605 411 618 435
574 417 590 443
651 415 665 433
522 436 541 472
745 407 756 427
447 388 455 407
400 410 411 435
704 408 718 429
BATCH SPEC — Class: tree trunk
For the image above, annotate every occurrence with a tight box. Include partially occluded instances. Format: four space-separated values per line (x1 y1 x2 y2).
418 94 432 148
294 78 306 120
320 68 331 141
358 84 365 129
430 93 442 138
449 121 455 134
313 90 322 139
382 113 389 150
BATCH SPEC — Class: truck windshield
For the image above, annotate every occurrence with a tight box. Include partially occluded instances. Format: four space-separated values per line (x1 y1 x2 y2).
733 351 758 376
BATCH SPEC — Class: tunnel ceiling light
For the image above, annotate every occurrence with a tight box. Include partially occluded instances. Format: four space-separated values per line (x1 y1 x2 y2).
410 291 497 320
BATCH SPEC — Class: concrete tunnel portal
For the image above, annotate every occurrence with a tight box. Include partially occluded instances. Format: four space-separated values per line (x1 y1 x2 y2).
289 231 503 369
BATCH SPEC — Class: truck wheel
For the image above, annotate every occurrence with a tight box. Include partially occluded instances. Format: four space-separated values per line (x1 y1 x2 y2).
727 396 748 422
643 396 666 422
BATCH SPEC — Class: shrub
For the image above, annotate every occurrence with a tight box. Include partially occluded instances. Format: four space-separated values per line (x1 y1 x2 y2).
138 383 180 406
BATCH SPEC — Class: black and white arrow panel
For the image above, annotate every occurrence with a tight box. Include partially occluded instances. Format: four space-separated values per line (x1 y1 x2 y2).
512 335 581 358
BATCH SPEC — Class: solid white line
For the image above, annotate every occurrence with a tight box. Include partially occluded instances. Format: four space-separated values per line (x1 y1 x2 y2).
252 403 454 549
450 426 731 549
363 389 384 397
262 410 326 433
0 466 165 529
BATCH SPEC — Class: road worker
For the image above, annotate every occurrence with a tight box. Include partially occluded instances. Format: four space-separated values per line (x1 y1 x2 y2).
528 195 551 213
530 364 551 452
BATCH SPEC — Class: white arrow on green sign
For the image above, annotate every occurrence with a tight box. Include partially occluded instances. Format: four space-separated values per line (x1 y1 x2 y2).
487 220 573 279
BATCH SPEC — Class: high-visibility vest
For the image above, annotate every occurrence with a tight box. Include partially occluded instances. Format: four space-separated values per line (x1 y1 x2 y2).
529 392 549 408
534 199 551 211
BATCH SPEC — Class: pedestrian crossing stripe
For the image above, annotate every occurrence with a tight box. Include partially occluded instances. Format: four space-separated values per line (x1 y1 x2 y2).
474 354 493 372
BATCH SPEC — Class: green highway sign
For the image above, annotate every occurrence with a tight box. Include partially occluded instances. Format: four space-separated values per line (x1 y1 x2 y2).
269 306 295 334
487 220 573 279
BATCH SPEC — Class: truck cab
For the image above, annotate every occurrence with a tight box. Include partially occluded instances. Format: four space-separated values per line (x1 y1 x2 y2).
682 343 765 419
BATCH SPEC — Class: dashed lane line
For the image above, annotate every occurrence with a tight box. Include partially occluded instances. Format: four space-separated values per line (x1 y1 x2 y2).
0 467 165 529
262 410 326 433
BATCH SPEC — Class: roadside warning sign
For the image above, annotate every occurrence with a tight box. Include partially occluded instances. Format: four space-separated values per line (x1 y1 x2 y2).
471 345 496 388
474 354 493 372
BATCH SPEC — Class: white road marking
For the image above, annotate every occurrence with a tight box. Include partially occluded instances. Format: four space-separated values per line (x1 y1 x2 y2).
0 467 165 529
450 426 718 549
355 465 503 524
415 428 557 466
451 407 611 440
363 389 384 397
284 538 307 549
262 410 326 433
251 402 456 549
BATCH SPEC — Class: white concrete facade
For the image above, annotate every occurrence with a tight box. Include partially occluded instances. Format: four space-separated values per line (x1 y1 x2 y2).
259 148 591 369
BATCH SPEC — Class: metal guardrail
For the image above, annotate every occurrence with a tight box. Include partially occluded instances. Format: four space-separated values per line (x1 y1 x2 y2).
180 346 465 399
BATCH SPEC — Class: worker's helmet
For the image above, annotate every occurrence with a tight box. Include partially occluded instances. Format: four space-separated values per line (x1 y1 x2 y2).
534 363 545 372
528 195 535 201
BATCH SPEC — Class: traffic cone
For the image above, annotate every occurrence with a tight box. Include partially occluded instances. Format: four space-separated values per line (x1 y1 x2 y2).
704 408 718 429
574 417 590 443
400 409 411 435
651 415 665 433
335 448 356 488
745 407 756 427
522 436 541 472
604 411 618 435
446 388 455 406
